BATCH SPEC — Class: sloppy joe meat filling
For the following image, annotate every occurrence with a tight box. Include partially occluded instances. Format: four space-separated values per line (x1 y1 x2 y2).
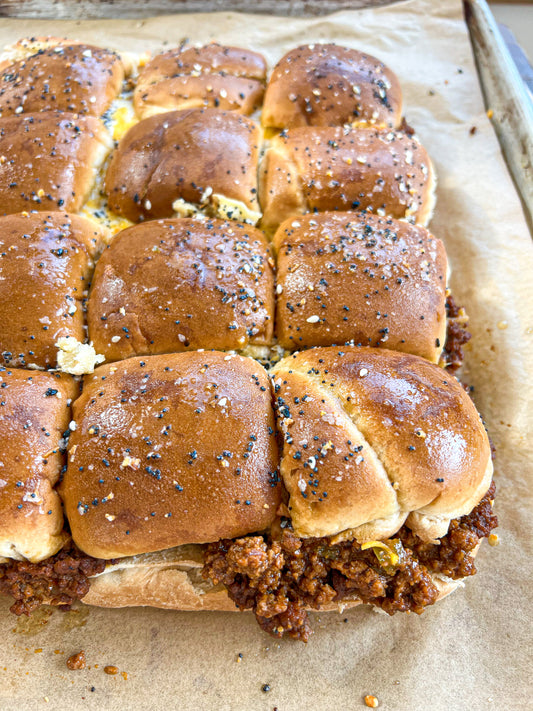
203 483 496 641
0 546 106 616
0 486 496 642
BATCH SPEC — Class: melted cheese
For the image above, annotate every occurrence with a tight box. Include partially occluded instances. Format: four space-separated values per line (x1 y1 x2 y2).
105 96 139 141
211 194 262 226
80 96 137 236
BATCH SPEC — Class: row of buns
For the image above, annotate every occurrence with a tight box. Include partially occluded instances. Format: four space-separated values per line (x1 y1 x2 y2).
0 39 401 126
0 210 453 370
0 109 434 232
0 346 496 639
1 347 493 565
0 38 434 233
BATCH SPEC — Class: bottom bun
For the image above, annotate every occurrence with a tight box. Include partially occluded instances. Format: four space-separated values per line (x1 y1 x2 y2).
81 543 473 613
82 545 236 612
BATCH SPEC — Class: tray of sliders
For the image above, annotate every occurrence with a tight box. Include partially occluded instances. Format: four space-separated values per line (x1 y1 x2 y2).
0 24 495 632
0 2 531 709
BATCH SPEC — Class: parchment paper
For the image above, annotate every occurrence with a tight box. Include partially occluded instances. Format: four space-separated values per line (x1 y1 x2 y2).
0 1 532 709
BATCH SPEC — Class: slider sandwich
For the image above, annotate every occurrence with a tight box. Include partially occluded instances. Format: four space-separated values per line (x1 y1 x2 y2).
87 217 274 360
0 367 77 563
105 108 262 224
0 111 112 215
273 211 448 362
0 212 108 370
259 126 435 232
0 39 127 118
134 43 267 119
262 43 403 130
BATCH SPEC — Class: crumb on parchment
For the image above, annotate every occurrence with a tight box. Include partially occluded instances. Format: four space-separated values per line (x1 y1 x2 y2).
66 650 86 670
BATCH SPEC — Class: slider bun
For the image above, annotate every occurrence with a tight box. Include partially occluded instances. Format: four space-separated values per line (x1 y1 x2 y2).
0 111 112 215
0 42 125 117
259 127 435 232
263 43 402 129
82 545 238 611
134 43 266 119
270 347 492 543
0 36 128 69
87 217 274 360
0 212 109 369
61 351 281 560
0 36 85 71
105 108 261 222
0 368 77 562
273 211 447 362
81 544 466 611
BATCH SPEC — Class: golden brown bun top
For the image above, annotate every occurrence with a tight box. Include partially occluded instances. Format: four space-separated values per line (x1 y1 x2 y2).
0 209 107 256
0 43 124 117
0 367 77 562
271 347 492 542
147 43 267 80
87 217 274 361
0 211 108 369
134 43 266 119
273 211 447 362
0 111 112 215
262 43 402 129
62 351 281 559
259 126 435 232
105 108 261 222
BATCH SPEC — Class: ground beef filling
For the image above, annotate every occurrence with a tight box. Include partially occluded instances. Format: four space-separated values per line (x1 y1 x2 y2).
203 483 497 642
442 293 471 372
0 545 106 616
0 486 496 638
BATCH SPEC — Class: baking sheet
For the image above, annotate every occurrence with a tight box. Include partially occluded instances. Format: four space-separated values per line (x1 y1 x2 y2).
0 1 532 709
466 0 533 228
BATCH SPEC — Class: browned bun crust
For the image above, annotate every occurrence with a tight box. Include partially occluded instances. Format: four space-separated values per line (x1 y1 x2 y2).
270 347 493 542
0 368 77 562
0 111 112 215
273 211 447 362
61 351 281 560
262 43 402 129
0 43 124 117
81 543 466 612
259 126 435 232
134 43 266 119
105 108 261 222
0 37 85 72
0 212 109 369
87 217 274 361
